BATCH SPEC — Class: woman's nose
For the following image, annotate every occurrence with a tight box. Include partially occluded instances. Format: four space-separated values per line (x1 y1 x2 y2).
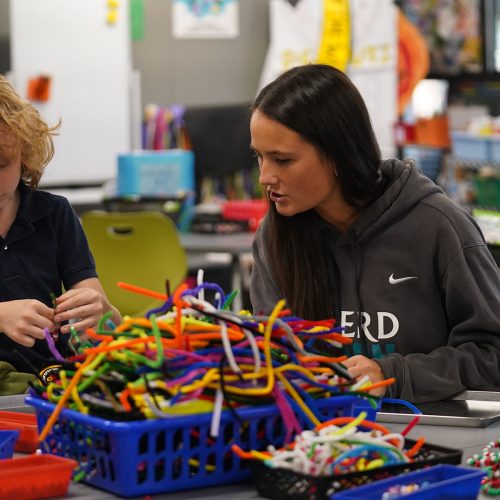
258 160 277 186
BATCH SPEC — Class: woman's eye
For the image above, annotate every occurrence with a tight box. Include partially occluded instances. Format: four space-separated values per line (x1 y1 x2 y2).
276 158 290 165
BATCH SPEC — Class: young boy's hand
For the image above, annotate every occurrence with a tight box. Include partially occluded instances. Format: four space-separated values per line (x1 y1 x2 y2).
0 299 57 347
54 287 109 333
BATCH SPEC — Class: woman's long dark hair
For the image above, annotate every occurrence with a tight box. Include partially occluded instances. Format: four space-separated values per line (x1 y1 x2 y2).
251 64 383 319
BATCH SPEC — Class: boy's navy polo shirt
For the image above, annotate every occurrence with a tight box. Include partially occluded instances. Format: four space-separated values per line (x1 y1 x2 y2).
0 182 97 374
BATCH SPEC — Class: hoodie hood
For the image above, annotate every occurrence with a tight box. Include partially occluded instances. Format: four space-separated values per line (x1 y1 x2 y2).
342 158 442 244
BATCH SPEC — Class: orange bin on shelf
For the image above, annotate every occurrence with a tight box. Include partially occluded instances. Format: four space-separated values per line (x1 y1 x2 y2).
0 454 77 499
414 115 451 148
0 410 38 453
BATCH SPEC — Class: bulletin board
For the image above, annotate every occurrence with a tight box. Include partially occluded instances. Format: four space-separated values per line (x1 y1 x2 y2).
9 0 133 186
400 0 482 75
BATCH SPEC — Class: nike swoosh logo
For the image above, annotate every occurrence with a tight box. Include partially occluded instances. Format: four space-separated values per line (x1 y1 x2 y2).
389 273 417 285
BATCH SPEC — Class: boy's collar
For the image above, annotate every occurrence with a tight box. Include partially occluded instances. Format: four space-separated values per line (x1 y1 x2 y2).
17 181 54 223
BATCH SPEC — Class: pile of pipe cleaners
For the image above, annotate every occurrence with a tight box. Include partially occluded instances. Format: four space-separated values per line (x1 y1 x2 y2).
30 279 395 444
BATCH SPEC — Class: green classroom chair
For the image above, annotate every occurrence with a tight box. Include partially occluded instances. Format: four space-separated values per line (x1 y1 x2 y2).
81 210 188 318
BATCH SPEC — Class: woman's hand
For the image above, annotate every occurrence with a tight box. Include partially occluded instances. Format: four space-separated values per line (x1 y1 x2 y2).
342 355 387 396
0 299 57 347
54 278 121 333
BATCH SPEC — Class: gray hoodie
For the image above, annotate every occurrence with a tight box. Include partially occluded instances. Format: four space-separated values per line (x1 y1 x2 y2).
250 159 500 403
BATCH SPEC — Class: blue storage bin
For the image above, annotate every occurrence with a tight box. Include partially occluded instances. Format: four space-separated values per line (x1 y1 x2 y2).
333 464 485 499
491 137 500 163
0 430 19 459
26 393 361 497
117 149 195 197
451 132 490 162
403 146 443 182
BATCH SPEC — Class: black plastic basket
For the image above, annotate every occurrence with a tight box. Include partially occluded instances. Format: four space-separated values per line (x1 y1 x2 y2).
247 439 462 500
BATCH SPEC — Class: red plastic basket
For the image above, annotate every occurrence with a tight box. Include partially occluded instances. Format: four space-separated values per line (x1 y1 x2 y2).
0 410 39 453
222 199 267 231
0 454 77 499
222 199 267 220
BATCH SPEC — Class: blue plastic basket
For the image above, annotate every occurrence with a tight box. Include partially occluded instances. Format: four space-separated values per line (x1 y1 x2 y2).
352 398 381 421
26 393 364 497
0 430 19 459
333 464 485 499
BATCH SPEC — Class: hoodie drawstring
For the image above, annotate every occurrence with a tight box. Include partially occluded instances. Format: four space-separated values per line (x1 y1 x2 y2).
353 238 368 356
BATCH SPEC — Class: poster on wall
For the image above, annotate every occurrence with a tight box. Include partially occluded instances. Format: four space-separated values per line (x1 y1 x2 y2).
258 0 397 157
258 0 329 89
172 0 239 39
348 0 397 158
401 0 482 74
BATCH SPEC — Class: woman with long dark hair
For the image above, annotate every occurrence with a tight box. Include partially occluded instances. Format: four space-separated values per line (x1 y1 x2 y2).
250 64 500 403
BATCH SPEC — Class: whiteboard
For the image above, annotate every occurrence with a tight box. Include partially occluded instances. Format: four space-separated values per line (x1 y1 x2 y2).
9 0 133 186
